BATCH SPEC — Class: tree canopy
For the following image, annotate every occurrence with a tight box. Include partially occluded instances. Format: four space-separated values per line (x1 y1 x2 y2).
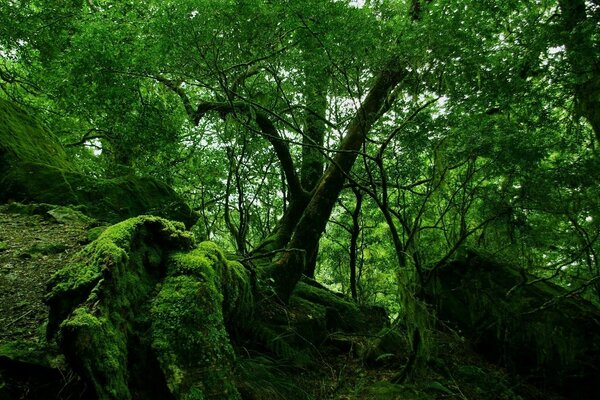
2 0 599 301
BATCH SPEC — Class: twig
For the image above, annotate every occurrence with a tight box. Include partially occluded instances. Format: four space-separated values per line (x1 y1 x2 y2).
522 275 600 315
7 309 34 327
242 248 306 262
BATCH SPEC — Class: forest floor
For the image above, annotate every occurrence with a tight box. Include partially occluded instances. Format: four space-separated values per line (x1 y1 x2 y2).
0 205 567 400
0 205 89 344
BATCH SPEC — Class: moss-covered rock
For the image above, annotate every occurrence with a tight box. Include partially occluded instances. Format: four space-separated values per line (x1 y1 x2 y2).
425 250 600 399
0 98 71 172
1 162 198 227
46 216 251 399
292 281 362 332
0 99 198 227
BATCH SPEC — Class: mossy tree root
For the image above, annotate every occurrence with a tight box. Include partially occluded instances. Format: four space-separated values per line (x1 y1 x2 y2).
46 216 253 400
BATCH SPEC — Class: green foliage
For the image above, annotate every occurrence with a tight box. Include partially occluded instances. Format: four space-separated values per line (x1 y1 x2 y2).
2 0 600 397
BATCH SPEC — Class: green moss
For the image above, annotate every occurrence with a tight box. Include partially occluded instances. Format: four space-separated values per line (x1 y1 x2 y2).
47 205 94 225
46 217 251 399
46 217 194 397
287 296 328 345
0 98 71 171
150 248 252 398
1 162 198 227
60 309 130 400
0 241 7 252
151 274 239 399
292 282 360 331
87 225 108 242
0 341 59 368
195 242 254 322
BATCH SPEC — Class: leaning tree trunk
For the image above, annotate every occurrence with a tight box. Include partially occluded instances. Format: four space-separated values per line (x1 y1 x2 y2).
300 50 329 278
264 62 407 302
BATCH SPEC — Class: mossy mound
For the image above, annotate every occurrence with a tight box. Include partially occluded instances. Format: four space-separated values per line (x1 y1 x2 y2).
44 215 399 399
0 99 197 227
0 98 71 172
46 216 251 400
425 250 600 399
1 162 198 227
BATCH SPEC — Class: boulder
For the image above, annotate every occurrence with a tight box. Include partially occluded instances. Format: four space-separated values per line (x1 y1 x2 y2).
425 250 600 399
0 99 197 227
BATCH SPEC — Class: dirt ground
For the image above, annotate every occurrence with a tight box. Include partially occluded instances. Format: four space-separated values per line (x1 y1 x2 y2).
0 207 89 343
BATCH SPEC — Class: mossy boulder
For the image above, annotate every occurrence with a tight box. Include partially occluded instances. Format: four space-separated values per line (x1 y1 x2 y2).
0 98 71 173
425 250 600 399
0 99 197 227
46 216 251 400
1 162 198 227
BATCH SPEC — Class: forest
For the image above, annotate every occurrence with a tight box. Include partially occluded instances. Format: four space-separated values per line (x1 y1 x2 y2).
0 0 599 399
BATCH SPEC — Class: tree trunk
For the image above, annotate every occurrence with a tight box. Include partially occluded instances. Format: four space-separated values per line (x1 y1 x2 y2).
558 0 600 141
300 65 329 278
349 188 363 301
265 63 407 302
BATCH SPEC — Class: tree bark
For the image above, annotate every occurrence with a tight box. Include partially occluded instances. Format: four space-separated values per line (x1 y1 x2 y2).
349 188 363 301
300 64 329 278
558 0 600 141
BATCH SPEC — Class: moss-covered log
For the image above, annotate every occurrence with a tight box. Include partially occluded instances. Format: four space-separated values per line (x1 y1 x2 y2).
425 250 600 399
46 216 252 399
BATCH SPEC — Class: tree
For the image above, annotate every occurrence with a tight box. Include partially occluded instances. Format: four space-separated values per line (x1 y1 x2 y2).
3 0 599 302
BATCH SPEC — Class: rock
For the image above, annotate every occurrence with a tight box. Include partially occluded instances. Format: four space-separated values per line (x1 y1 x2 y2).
1 162 198 228
0 99 198 228
425 250 600 399
46 206 94 225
